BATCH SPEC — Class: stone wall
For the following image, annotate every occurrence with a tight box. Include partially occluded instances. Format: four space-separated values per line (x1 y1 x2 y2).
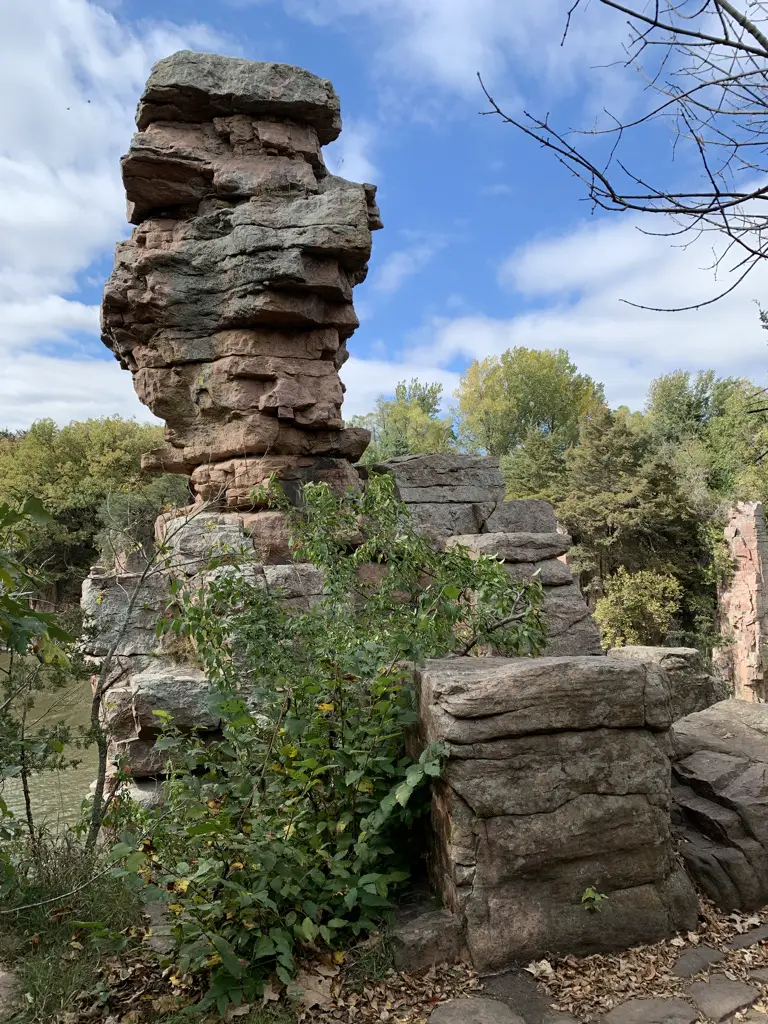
713 501 768 702
414 655 699 973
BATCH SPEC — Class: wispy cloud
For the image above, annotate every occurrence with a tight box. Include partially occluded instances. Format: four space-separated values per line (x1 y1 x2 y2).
324 119 379 183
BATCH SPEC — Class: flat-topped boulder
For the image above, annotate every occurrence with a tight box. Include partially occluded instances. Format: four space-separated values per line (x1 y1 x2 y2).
135 51 342 143
413 655 698 973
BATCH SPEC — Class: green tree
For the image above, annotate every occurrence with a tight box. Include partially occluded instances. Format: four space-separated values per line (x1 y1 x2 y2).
0 418 187 602
455 347 604 458
349 379 455 465
555 406 717 647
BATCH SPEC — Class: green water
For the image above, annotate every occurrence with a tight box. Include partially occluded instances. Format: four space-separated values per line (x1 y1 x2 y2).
1 665 98 829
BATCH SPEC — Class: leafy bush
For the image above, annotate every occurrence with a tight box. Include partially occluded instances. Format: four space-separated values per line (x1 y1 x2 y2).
113 474 545 1011
594 566 683 648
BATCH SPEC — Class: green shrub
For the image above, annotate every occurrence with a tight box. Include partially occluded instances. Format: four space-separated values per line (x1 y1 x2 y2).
112 474 545 1012
594 566 683 648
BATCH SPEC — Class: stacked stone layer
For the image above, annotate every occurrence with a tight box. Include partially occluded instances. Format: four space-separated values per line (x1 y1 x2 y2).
671 699 768 911
414 656 699 973
101 50 380 508
375 455 602 656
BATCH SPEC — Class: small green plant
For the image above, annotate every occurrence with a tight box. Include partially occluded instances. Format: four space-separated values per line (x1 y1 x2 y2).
112 473 546 1013
581 886 609 913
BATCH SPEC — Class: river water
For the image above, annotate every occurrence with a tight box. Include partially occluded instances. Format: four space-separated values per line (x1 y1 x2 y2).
1 669 98 828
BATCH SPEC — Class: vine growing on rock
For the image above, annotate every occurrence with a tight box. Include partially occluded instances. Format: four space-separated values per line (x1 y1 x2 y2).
112 474 545 1012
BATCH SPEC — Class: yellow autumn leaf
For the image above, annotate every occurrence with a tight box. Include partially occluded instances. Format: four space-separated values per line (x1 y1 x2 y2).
336 820 347 833
333 951 345 964
169 975 183 987
174 878 190 892
168 903 184 913
317 702 334 712
229 862 244 871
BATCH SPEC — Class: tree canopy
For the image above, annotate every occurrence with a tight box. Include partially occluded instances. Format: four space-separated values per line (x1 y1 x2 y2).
349 379 455 465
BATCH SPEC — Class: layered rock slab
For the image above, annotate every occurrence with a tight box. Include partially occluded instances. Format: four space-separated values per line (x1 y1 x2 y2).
375 455 602 656
671 699 768 910
414 656 698 973
101 50 381 509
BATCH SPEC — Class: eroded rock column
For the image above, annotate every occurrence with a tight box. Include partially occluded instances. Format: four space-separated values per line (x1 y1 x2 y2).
101 50 381 510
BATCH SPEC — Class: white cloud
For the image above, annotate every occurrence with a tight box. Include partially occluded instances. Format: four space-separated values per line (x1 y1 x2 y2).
281 0 631 106
373 241 441 294
0 0 230 419
324 120 379 183
1 354 158 431
341 356 460 418
407 218 768 411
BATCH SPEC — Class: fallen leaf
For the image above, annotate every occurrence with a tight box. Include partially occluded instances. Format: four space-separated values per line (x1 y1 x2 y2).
288 969 334 1009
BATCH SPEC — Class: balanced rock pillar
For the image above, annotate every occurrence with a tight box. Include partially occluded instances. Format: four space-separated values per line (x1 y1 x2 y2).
101 49 381 510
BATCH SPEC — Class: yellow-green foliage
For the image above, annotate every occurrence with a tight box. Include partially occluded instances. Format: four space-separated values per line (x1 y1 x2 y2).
594 567 683 648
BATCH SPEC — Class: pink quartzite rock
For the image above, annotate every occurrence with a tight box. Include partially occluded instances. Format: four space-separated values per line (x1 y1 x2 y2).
101 50 380 509
712 501 768 701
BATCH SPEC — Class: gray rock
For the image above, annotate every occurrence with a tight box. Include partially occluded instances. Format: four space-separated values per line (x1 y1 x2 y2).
671 701 768 910
407 502 486 539
671 945 726 977
102 660 217 737
81 568 170 657
481 500 557 535
125 778 165 810
726 923 768 949
160 512 253 576
544 614 604 657
749 968 768 983
0 969 16 1018
430 997 525 1024
445 532 570 563
143 899 175 956
504 560 574 587
602 997 697 1024
392 909 464 971
688 977 758 1021
136 51 342 144
480 969 555 1024
416 655 698 973
417 656 673 745
540 585 603 656
262 563 324 600
608 647 728 722
375 454 506 504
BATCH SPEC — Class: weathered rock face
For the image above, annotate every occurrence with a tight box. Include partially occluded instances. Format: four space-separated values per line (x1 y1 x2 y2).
671 699 768 911
608 647 729 723
376 455 602 656
712 502 768 702
101 50 380 509
415 656 699 973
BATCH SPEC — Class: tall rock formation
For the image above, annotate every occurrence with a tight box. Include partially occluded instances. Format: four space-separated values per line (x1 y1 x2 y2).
101 50 381 509
712 502 768 702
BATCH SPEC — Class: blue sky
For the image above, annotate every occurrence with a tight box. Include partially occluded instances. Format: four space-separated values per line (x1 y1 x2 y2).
2 0 767 430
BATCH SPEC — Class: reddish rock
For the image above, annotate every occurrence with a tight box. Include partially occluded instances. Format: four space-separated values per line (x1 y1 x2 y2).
713 502 768 701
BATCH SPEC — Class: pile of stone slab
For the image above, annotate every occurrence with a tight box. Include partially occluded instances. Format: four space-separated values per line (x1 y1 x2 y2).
671 698 768 911
375 455 602 656
101 49 380 511
413 655 700 974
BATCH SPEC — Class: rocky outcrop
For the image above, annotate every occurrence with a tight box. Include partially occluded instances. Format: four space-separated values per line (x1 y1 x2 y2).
713 502 768 702
101 50 380 509
376 455 602 656
608 646 729 722
415 656 699 973
671 699 768 911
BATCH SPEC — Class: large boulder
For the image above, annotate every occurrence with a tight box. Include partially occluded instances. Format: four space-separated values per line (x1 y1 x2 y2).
415 656 699 973
608 647 729 722
671 699 768 909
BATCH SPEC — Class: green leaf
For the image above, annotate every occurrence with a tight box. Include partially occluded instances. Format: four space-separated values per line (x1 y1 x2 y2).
211 935 244 979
